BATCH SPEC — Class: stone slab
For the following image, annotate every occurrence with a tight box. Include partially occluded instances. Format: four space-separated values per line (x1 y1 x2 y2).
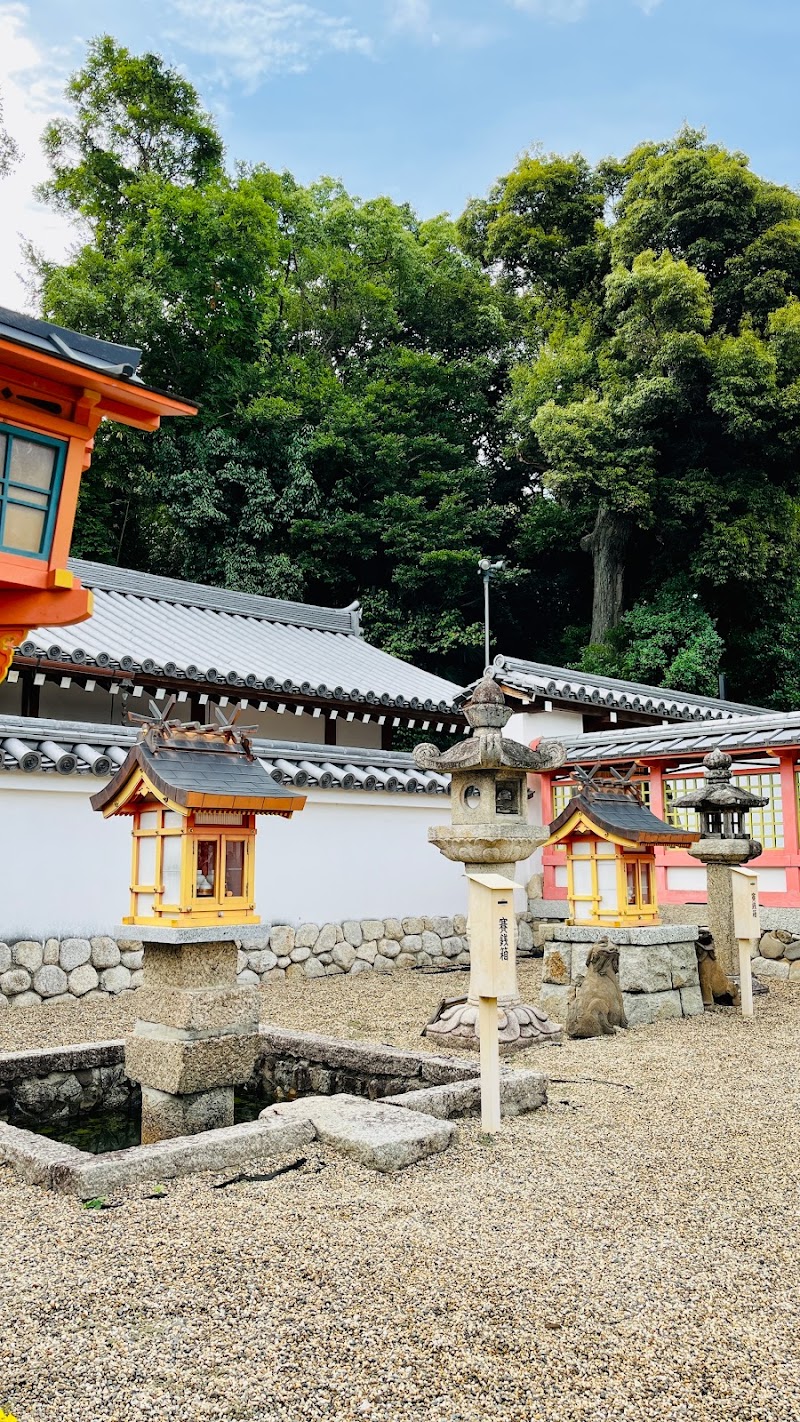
261 1094 456 1171
384 1069 547 1120
0 1039 124 1084
115 925 268 945
125 1031 260 1095
141 1085 234 1143
258 1026 477 1084
618 944 673 994
527 900 570 920
538 983 569 1024
552 925 699 945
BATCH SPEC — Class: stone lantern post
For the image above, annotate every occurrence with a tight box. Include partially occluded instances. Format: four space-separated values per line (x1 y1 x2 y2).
675 750 768 981
413 677 566 1048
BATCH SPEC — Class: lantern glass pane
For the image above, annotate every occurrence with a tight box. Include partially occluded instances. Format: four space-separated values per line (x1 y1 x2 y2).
573 860 592 895
572 840 592 857
136 893 155 918
640 862 653 904
9 437 57 490
196 840 217 896
597 859 617 910
162 836 181 905
139 811 158 831
137 835 156 887
3 502 46 553
625 862 637 906
224 840 245 897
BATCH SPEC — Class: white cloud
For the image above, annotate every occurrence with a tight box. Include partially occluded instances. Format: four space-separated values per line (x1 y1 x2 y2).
169 0 373 87
388 0 436 36
0 4 76 312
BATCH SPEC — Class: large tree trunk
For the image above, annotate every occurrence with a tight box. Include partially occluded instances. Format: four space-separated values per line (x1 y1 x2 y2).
580 503 631 644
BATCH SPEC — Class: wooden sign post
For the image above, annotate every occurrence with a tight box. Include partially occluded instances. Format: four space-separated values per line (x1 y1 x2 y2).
466 871 519 1133
731 866 759 1018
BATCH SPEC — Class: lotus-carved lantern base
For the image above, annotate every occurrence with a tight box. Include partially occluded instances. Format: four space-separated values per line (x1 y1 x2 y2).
424 996 562 1051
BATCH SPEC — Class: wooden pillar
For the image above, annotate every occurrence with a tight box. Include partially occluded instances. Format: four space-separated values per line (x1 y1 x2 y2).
777 752 800 901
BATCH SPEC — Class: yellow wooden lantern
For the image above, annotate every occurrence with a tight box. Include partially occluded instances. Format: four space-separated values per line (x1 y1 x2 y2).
91 704 305 927
543 766 697 928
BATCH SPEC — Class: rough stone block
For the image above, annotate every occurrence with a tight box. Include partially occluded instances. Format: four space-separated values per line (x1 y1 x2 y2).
285 964 305 981
401 934 422 954
538 983 569 1024
143 940 238 990
316 923 338 952
269 924 295 956
517 919 534 954
622 990 683 1026
237 969 260 987
10 991 41 1008
90 937 121 969
680 984 705 1017
0 944 10 974
394 953 418 970
751 957 790 980
125 1031 260 1095
247 949 277 973
361 920 384 942
384 1069 547 1121
427 917 454 938
421 931 441 956
543 946 571 985
33 965 68 998
441 936 462 959
67 963 99 998
383 919 403 941
332 943 356 972
236 950 248 974
290 945 311 963
619 944 673 994
453 915 467 936
101 965 132 995
402 917 424 936
343 920 363 947
277 957 290 970
13 941 43 973
303 957 327 978
140 1085 234 1144
789 961 800 982
261 1094 456 1172
120 948 144 971
356 941 378 964
373 954 394 972
295 923 320 949
759 933 789 960
130 970 144 990
0 968 31 996
43 939 60 966
378 938 401 959
351 959 372 975
572 945 590 980
262 968 286 984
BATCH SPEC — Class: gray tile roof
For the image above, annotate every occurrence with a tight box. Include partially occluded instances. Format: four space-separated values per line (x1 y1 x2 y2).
549 784 696 845
0 715 452 794
15 559 461 714
469 655 768 723
561 711 800 764
0 306 142 381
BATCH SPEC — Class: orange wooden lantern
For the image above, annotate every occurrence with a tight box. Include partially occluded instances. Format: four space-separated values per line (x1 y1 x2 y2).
0 307 196 681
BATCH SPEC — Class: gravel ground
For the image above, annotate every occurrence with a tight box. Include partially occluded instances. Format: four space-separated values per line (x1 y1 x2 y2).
1 964 799 1422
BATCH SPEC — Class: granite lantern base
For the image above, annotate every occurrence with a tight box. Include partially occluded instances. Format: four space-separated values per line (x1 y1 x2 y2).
117 926 260 1145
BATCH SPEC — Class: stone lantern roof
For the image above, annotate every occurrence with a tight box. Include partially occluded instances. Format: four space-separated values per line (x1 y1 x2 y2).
414 676 565 776
673 750 768 814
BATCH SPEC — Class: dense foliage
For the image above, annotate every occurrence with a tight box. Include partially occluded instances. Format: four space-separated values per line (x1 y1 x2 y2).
28 39 800 704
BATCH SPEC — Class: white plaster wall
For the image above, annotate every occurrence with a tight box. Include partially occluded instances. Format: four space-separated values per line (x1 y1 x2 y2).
0 775 467 937
506 707 584 742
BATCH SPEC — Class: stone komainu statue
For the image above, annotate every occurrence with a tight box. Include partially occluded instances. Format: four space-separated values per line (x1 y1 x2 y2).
566 941 628 1039
694 930 740 1008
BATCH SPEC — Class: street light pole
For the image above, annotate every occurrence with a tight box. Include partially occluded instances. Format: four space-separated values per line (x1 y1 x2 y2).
478 557 505 670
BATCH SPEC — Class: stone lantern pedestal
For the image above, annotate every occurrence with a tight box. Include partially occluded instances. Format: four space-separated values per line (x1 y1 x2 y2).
414 677 566 1051
118 926 261 1144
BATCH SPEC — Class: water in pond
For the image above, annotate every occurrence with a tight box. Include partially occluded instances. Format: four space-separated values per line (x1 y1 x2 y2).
12 1085 274 1155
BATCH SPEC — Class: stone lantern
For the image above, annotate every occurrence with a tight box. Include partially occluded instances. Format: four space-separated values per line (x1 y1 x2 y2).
413 676 566 1048
674 750 768 981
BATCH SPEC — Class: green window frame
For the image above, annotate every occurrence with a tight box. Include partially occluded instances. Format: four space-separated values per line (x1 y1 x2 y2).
0 422 67 560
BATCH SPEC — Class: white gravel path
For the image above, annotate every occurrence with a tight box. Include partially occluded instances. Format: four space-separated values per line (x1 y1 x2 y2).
1 964 799 1422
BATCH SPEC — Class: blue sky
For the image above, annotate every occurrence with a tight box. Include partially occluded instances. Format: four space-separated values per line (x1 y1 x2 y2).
2 0 800 307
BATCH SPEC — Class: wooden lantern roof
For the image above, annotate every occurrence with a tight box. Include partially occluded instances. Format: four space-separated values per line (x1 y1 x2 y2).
545 766 698 851
91 705 306 819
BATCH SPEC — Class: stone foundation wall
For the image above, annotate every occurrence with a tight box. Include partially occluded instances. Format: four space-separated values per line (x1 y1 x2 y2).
0 915 538 1010
539 925 704 1027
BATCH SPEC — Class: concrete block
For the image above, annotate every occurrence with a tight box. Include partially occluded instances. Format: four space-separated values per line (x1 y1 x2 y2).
261 1094 455 1171
542 945 571 985
125 1031 260 1095
680 984 705 1017
619 944 673 994
622 990 683 1026
143 940 238 990
140 1085 233 1143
